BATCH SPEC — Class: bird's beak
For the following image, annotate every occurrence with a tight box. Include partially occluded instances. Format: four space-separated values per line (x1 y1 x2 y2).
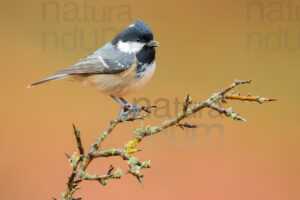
147 40 159 47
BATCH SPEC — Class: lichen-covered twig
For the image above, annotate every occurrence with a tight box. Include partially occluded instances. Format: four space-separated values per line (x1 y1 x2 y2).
82 165 123 186
89 116 146 153
57 79 276 200
219 79 252 95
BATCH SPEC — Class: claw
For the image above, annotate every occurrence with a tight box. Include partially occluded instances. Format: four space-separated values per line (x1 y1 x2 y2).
141 105 157 113
122 103 133 116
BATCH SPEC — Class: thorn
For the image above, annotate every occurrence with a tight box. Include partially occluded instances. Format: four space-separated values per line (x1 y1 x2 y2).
72 123 78 133
177 122 197 129
183 94 192 112
107 165 114 175
141 105 157 113
185 123 197 128
268 98 277 102
238 117 247 122
221 99 228 104
72 197 82 200
138 177 144 189
73 179 82 184
185 94 191 104
64 153 71 159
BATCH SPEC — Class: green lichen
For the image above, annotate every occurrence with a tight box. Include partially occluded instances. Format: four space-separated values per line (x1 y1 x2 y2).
69 152 79 168
258 97 265 103
100 134 107 141
187 95 193 103
108 148 116 155
135 126 145 136
211 93 223 103
81 171 89 179
113 168 123 178
141 160 151 168
99 179 107 185
130 165 141 174
145 126 157 135
231 113 238 120
226 107 233 114
178 111 184 118
128 156 139 166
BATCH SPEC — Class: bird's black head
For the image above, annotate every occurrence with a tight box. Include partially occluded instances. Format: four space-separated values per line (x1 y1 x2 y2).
111 19 159 54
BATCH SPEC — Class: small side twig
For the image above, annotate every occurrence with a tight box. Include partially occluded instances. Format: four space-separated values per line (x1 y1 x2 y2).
205 102 247 122
82 165 122 186
72 124 84 160
224 95 277 104
176 122 197 129
219 79 252 95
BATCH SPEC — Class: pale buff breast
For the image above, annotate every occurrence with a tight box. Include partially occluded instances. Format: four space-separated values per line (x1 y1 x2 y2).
70 62 156 97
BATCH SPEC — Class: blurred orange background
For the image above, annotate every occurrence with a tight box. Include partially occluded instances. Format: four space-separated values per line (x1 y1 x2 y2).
1 0 299 199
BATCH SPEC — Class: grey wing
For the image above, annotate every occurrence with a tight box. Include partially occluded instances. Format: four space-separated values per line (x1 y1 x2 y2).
54 42 137 76
28 44 136 88
53 54 133 76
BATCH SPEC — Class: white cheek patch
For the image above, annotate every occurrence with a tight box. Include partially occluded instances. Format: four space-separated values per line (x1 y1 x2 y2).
117 40 145 54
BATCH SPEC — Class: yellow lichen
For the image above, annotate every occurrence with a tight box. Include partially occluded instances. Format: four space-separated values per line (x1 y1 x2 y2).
124 139 140 155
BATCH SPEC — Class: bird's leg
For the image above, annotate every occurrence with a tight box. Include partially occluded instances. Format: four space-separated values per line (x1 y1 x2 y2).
111 96 131 119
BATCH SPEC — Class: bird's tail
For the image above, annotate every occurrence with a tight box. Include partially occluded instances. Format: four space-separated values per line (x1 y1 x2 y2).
27 74 68 88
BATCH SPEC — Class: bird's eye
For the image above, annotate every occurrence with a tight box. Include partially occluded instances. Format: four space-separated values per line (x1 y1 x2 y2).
136 38 141 42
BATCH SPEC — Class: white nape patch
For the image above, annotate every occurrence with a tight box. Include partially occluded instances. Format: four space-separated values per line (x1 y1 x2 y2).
117 40 145 54
97 56 109 68
128 24 134 27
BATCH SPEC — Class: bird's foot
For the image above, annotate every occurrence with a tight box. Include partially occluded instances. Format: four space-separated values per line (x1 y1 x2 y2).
119 103 141 120
111 96 156 121
119 103 157 121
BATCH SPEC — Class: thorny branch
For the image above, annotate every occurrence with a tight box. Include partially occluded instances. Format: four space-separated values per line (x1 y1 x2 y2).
72 125 84 160
57 79 276 200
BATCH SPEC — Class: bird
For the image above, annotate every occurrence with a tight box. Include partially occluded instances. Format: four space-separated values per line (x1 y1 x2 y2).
28 19 159 120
